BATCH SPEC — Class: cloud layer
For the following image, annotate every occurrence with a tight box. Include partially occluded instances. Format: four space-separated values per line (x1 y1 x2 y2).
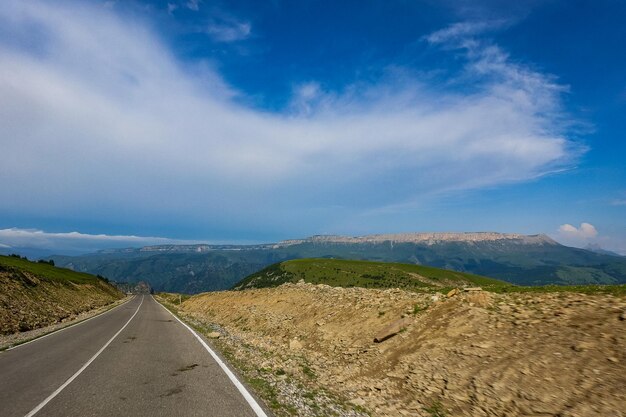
0 228 189 253
0 1 580 235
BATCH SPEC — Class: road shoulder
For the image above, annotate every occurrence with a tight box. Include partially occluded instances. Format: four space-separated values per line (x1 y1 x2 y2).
0 295 134 351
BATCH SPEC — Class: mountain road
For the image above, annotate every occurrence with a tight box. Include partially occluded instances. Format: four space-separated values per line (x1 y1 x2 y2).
0 295 269 417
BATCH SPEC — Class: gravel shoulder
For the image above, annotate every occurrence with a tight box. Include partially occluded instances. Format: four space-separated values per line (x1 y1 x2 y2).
0 296 132 350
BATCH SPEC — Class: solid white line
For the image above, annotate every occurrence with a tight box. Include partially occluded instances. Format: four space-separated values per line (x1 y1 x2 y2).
155 297 269 417
7 296 135 351
23 295 145 417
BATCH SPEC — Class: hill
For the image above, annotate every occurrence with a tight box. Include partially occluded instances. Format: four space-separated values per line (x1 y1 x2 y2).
0 255 123 334
52 232 626 293
233 258 508 292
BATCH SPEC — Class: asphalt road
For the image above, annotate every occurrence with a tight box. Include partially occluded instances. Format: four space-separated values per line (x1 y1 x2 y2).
0 295 269 417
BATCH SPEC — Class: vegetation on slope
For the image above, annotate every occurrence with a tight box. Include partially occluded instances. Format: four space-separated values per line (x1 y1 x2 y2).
234 258 626 295
233 258 508 292
0 255 123 334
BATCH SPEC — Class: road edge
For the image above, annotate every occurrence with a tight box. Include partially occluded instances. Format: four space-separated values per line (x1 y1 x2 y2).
1 295 135 352
154 296 272 417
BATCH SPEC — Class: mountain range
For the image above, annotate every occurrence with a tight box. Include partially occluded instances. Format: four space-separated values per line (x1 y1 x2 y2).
47 232 626 293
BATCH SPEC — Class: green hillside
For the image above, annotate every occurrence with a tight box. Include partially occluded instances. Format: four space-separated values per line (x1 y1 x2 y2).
0 255 118 287
233 258 510 292
0 255 123 334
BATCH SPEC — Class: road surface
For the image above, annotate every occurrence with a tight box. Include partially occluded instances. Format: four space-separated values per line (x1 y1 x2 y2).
0 295 269 417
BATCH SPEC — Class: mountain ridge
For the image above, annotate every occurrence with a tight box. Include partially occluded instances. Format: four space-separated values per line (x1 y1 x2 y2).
50 231 626 293
96 232 559 255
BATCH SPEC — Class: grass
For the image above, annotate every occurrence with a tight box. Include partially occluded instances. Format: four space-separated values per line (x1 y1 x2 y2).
157 292 193 306
0 255 107 285
496 283 626 296
235 258 626 295
235 258 509 292
424 402 447 417
301 364 316 379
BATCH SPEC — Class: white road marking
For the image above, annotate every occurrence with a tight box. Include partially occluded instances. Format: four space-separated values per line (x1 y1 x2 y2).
23 295 145 417
156 296 269 417
7 296 134 351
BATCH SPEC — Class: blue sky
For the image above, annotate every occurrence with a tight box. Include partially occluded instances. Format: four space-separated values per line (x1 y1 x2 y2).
0 0 624 254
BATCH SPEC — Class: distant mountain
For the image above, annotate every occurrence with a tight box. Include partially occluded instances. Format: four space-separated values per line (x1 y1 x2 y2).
51 232 626 293
584 243 623 257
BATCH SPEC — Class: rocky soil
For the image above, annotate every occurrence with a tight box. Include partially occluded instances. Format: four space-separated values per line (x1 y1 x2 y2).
175 282 626 417
0 269 123 335
0 296 130 350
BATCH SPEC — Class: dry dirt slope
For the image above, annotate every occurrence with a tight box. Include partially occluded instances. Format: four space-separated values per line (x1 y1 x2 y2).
175 282 626 417
0 255 123 335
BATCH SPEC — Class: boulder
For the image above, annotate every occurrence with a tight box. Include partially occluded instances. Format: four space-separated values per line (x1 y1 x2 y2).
447 288 460 298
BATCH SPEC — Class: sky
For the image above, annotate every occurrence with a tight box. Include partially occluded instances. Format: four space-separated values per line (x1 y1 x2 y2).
0 0 625 254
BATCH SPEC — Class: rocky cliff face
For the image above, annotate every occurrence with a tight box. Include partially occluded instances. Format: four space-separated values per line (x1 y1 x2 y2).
175 283 626 417
278 232 558 246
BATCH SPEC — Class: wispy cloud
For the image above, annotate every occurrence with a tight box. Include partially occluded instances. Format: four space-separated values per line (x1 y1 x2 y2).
186 0 200 12
0 2 581 234
424 20 507 44
167 3 178 14
206 17 251 42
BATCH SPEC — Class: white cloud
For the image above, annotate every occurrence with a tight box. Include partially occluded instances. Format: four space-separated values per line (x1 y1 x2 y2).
0 3 581 233
611 199 626 206
554 223 626 255
206 19 251 42
559 223 598 240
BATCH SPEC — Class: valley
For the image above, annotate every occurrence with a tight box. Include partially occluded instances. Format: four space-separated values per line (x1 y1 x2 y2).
51 233 626 293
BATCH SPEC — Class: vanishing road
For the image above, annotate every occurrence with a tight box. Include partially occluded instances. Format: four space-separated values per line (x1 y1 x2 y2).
0 295 270 417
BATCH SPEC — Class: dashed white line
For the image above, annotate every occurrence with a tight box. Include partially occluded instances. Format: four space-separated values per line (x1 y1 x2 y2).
155 296 269 417
23 295 145 417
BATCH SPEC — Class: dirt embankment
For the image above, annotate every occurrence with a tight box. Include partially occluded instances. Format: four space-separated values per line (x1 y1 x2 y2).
179 282 626 417
0 269 123 335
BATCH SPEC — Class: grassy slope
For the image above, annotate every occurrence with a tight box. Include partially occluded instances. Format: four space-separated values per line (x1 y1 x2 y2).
0 255 116 286
234 258 507 292
0 255 123 334
234 258 626 295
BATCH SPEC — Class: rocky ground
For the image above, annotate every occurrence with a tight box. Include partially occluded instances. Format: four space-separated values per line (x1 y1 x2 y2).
0 269 123 335
0 296 130 350
167 282 626 417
